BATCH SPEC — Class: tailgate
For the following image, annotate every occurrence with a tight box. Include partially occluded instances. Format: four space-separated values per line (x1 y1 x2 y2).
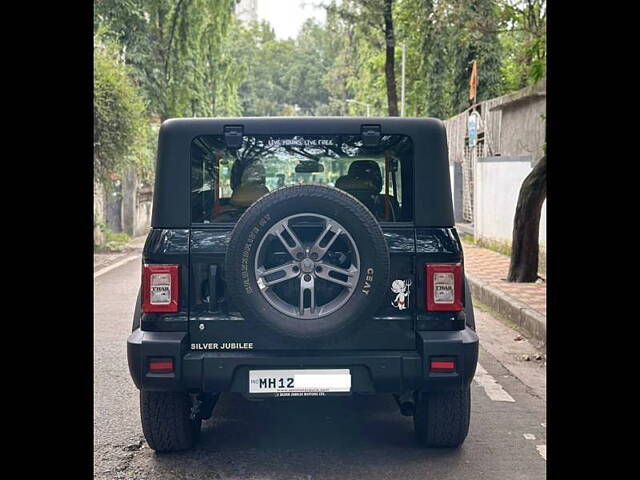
188 227 416 351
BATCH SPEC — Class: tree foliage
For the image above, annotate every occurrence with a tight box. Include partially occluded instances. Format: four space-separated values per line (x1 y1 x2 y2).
95 0 237 120
326 0 400 116
94 0 546 123
94 0 238 187
449 0 503 112
396 0 453 118
93 0 546 185
94 31 148 186
498 0 546 91
393 0 505 118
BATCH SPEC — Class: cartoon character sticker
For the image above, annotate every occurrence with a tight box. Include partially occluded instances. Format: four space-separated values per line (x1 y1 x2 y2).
391 279 412 310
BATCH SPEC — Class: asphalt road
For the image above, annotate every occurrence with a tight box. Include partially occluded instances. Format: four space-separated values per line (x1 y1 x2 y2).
94 252 546 480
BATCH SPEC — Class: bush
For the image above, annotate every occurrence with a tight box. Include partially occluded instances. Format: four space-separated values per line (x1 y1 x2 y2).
94 32 148 186
95 224 131 253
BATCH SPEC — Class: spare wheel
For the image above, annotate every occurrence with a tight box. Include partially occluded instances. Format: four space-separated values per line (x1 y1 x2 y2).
224 184 390 339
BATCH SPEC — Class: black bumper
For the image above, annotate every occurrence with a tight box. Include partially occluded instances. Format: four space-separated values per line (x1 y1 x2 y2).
127 328 479 394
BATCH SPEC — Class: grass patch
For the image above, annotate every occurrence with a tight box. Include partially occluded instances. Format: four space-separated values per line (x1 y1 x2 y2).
459 232 475 244
473 296 546 352
476 238 512 257
95 229 131 253
473 297 521 332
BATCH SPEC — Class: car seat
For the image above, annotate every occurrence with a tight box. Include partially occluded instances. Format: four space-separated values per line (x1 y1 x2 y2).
335 160 398 220
230 159 270 208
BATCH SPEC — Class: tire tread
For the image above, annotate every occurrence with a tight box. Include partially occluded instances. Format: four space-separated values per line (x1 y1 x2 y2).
140 391 201 453
414 388 470 448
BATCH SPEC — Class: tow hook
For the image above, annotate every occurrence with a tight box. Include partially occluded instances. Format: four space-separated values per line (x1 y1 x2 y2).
394 391 415 416
189 393 202 420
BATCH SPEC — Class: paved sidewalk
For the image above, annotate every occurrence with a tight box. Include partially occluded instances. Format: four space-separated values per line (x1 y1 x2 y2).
462 241 547 348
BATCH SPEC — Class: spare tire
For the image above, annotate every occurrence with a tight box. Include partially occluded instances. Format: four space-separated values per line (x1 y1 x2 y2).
225 184 390 339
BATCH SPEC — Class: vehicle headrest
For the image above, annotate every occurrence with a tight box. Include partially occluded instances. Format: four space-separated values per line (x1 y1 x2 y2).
335 175 379 193
230 182 270 207
347 160 382 192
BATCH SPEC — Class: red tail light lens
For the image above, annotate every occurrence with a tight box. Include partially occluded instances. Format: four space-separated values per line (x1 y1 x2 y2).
148 357 174 373
143 264 179 313
430 358 456 372
425 263 463 311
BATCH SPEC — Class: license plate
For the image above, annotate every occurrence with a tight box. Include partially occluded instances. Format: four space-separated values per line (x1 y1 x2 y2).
249 369 351 395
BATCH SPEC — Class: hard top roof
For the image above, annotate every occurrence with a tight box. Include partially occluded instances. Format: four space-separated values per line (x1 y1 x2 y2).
152 117 454 227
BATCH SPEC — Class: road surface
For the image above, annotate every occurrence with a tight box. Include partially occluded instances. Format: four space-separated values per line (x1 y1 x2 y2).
94 250 546 479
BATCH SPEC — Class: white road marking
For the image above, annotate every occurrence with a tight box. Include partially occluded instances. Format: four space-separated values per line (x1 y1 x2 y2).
536 445 546 460
473 364 516 402
523 433 536 440
541 423 546 428
94 254 141 279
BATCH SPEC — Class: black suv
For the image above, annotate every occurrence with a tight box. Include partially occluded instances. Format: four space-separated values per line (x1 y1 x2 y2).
127 117 479 452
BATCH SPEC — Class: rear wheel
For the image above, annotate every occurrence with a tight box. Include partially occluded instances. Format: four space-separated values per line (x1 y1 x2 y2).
140 391 202 453
413 387 471 448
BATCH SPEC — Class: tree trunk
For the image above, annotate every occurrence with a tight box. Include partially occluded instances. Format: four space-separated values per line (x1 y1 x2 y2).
383 0 399 116
507 155 547 282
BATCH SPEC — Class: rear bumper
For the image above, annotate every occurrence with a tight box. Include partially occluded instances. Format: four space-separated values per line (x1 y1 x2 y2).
127 328 478 394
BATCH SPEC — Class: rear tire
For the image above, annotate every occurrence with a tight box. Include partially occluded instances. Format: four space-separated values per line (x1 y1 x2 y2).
140 391 202 453
413 387 471 448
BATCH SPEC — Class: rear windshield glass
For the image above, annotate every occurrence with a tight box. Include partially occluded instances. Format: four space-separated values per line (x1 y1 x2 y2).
191 134 413 224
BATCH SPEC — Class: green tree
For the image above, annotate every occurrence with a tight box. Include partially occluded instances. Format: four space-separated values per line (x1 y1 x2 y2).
93 31 148 186
95 0 237 120
221 18 338 117
395 0 455 118
395 0 514 118
449 0 503 112
287 19 334 114
498 0 546 91
322 4 359 115
94 0 545 123
327 0 400 116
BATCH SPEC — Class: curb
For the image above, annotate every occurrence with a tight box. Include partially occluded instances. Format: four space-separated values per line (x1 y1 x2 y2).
466 272 546 349
94 236 147 273
94 253 141 279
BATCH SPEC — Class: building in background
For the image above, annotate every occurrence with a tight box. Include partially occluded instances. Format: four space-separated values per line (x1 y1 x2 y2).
444 79 546 269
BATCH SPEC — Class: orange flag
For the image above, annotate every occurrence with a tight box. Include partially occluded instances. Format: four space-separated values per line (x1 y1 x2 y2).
469 60 478 102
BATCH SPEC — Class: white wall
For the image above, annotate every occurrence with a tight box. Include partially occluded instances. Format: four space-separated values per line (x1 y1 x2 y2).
94 181 105 245
449 164 455 205
474 157 546 248
135 201 152 237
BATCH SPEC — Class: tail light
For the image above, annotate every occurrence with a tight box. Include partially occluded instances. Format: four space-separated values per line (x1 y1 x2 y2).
424 263 463 311
143 264 179 313
430 357 456 373
148 357 174 374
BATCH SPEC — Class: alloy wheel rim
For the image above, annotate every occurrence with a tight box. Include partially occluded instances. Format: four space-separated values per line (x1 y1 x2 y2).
254 213 361 319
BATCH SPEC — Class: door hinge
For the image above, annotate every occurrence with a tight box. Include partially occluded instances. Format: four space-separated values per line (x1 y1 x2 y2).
361 125 381 147
224 125 244 148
